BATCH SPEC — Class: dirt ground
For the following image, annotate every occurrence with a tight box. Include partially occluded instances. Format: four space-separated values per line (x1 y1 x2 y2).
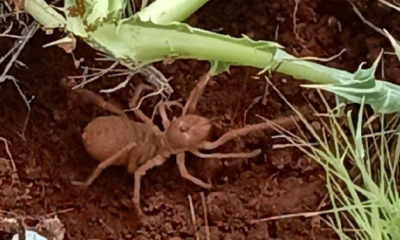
1 0 400 239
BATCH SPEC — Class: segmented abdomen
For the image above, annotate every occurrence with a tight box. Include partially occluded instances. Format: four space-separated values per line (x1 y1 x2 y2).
82 116 161 167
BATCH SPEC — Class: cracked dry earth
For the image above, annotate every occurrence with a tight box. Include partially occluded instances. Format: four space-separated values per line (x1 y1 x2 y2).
1 0 400 239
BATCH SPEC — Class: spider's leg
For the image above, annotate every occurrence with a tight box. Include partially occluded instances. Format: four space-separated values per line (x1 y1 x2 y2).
71 141 137 187
73 88 127 117
129 83 154 109
157 100 183 129
191 149 262 159
177 152 212 189
182 73 211 116
133 155 166 216
200 116 296 150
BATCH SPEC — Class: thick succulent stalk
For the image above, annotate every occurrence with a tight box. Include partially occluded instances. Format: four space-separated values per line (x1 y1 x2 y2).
21 0 400 113
137 0 210 23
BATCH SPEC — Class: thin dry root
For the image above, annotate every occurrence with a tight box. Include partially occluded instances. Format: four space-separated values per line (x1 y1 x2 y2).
129 83 154 109
177 153 212 189
127 83 156 126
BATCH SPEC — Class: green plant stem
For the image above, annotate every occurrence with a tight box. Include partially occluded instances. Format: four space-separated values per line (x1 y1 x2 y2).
21 0 400 113
89 18 348 84
133 0 348 83
137 0 210 23
17 0 352 85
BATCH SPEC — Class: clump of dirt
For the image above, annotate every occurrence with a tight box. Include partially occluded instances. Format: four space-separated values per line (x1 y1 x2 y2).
1 0 400 239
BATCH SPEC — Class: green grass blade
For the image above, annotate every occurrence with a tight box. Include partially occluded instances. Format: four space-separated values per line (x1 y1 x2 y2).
383 29 400 62
379 0 400 12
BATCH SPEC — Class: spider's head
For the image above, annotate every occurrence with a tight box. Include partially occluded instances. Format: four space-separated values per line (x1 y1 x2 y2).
165 114 212 150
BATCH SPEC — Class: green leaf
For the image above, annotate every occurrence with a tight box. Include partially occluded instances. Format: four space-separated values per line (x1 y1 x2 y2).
64 0 88 37
23 0 400 114
79 15 281 66
22 0 66 29
209 60 231 76
137 0 210 24
85 0 128 26
304 51 400 113
64 0 128 36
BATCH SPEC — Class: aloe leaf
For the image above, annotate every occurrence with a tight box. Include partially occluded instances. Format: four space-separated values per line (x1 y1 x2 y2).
63 0 349 85
303 51 400 113
22 0 400 114
209 60 231 76
137 0 210 23
85 0 128 26
22 0 66 29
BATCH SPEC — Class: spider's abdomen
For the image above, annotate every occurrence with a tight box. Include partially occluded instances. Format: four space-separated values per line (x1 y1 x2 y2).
82 116 137 165
82 116 161 168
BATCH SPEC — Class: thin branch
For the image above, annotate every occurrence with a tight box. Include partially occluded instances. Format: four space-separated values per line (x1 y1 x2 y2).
0 22 38 81
200 192 210 240
188 194 200 240
71 61 119 90
5 75 34 140
0 136 16 172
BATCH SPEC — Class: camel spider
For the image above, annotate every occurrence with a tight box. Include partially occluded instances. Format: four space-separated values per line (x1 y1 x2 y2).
66 73 295 218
